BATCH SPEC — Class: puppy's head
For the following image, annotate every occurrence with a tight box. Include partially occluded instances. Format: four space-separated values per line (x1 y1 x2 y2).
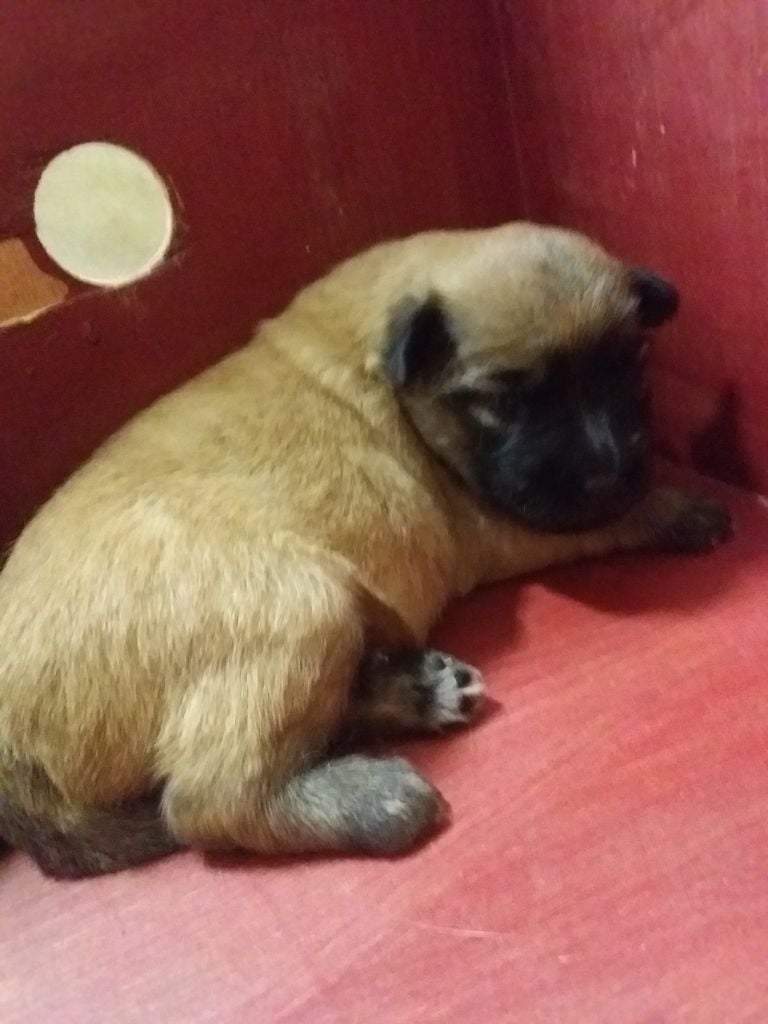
383 225 678 532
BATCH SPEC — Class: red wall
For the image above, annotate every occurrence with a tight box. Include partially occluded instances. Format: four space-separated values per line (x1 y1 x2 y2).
496 0 768 493
0 1 523 546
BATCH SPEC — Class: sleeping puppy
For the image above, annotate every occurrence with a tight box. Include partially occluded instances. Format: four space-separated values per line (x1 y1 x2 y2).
0 223 731 877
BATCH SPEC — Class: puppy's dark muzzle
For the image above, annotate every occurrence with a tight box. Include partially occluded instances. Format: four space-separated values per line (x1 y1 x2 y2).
583 452 648 508
512 457 650 534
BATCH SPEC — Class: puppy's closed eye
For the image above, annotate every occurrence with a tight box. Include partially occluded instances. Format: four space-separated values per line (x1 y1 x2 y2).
446 385 519 430
467 400 506 430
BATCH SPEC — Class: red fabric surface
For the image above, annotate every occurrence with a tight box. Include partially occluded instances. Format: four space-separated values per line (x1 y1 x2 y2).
496 0 768 493
3 474 767 1023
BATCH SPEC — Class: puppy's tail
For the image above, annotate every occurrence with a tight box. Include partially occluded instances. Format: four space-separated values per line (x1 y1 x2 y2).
0 755 179 879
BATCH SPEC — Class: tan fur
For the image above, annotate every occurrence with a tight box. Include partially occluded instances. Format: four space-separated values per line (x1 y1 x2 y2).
0 223 727 875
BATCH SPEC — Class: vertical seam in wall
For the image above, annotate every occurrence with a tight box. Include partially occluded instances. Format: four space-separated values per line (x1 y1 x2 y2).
489 0 531 218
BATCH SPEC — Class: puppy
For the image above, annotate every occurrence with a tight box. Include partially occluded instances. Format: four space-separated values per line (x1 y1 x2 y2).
0 223 730 877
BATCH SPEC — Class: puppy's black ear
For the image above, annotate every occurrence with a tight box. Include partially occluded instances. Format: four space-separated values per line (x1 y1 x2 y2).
385 295 456 390
630 268 680 328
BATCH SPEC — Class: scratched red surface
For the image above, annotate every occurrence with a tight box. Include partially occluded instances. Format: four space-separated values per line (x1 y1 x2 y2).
2 3 768 1022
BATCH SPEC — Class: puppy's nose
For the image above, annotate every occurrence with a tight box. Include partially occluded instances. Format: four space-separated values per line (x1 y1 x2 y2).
584 470 618 495
581 414 621 494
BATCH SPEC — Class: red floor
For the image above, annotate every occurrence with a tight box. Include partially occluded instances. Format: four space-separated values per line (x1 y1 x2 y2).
3 471 767 1024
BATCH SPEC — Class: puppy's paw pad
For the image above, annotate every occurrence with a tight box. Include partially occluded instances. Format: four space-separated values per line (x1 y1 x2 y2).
418 651 485 729
654 493 733 553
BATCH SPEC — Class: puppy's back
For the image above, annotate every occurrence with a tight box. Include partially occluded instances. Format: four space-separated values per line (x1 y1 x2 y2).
0 234 466 806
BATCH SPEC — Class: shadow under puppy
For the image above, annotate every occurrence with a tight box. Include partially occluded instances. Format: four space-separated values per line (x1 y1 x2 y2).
0 223 731 877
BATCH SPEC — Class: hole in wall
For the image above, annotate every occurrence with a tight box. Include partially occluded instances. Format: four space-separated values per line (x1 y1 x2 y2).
33 141 174 287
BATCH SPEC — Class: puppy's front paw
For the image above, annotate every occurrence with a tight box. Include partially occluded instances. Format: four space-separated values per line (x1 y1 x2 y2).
642 489 733 553
351 648 486 739
415 651 486 730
